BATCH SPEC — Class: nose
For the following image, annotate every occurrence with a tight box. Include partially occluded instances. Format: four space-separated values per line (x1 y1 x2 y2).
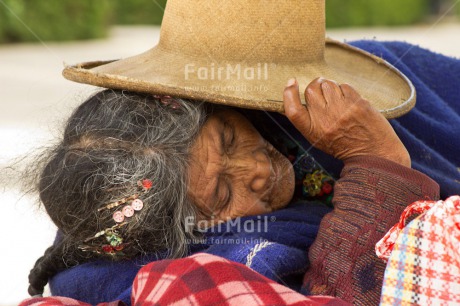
228 149 272 193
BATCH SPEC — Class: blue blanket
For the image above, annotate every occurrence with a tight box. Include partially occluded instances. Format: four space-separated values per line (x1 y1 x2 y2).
352 41 460 198
50 202 331 305
49 41 460 305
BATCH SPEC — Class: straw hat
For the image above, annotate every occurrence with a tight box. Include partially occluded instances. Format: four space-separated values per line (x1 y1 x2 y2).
63 0 415 119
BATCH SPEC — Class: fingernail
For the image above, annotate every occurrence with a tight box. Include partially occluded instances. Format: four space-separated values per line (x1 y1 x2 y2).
286 78 297 88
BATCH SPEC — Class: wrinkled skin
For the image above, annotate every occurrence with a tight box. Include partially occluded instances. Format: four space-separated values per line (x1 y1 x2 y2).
283 78 410 167
188 78 411 223
188 109 295 223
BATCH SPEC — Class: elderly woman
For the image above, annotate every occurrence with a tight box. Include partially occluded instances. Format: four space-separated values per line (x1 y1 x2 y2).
26 77 439 305
24 1 460 304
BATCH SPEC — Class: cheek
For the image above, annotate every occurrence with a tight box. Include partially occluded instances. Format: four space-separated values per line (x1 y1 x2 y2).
225 186 271 218
269 152 295 210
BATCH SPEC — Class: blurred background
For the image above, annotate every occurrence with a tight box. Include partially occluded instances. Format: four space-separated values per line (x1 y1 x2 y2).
0 0 459 305
0 0 459 43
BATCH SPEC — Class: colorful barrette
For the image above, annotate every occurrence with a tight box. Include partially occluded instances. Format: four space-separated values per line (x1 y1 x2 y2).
111 199 144 223
154 95 181 109
79 222 128 256
97 179 152 213
79 179 153 256
108 179 151 223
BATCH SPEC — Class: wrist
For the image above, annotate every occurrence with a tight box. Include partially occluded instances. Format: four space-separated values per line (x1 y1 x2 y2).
337 147 411 168
377 139 411 167
376 149 411 168
353 138 411 168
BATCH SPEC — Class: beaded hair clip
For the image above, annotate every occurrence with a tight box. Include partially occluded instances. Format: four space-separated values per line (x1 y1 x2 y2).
78 179 153 256
153 95 181 110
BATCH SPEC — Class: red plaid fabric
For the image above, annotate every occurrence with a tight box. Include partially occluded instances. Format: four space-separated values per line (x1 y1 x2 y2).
375 199 437 260
376 196 460 305
19 296 124 306
132 253 349 305
21 253 350 306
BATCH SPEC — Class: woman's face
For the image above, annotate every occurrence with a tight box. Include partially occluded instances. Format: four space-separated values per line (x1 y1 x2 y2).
188 109 295 222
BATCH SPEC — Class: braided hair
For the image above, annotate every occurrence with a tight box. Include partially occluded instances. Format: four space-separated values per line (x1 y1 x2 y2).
27 90 207 296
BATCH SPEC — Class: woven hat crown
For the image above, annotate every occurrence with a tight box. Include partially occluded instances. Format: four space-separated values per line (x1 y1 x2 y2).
159 0 326 64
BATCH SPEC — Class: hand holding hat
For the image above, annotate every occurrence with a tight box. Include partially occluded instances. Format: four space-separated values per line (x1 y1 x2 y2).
284 78 411 167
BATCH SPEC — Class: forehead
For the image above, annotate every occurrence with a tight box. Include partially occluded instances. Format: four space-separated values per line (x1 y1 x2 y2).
187 112 224 209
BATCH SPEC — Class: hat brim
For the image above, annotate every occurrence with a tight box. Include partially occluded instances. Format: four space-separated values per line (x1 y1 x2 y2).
63 38 415 119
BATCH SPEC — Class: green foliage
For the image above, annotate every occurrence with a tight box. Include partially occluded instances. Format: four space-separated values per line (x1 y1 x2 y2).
326 0 430 28
111 0 430 27
113 0 166 25
0 0 112 43
0 0 438 43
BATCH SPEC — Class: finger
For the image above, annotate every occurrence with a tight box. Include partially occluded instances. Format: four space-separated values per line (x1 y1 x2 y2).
283 78 306 117
320 79 344 106
283 78 312 133
340 83 378 113
305 77 327 109
339 83 362 103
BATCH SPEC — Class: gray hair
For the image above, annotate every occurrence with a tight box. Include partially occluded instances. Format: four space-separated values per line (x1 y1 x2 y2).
27 89 208 296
